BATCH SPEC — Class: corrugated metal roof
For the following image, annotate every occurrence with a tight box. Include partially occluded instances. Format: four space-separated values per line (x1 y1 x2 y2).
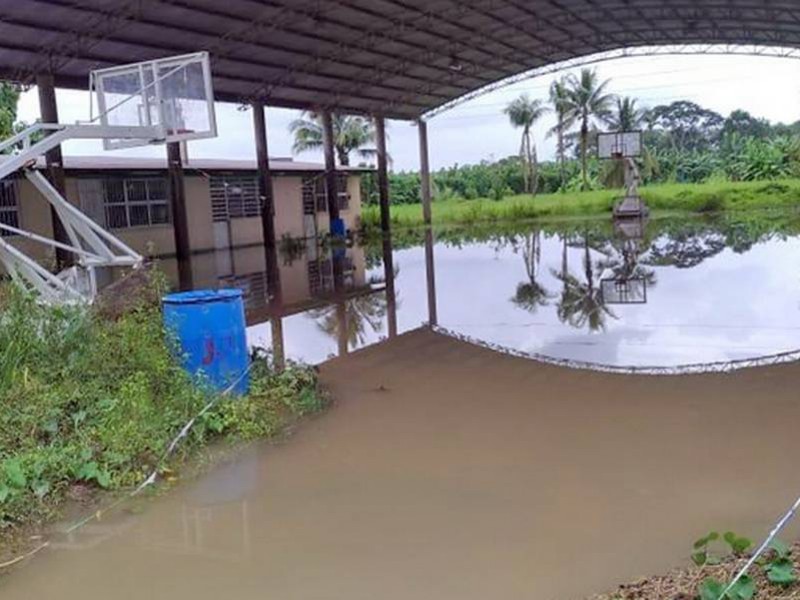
1 1 796 119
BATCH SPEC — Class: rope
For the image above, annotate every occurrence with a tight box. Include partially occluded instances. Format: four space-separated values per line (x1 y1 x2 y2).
0 364 253 572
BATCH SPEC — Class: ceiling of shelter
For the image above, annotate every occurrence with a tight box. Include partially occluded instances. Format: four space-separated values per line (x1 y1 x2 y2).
1 0 800 120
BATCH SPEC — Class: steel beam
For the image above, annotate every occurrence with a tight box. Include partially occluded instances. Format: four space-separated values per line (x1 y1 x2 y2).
36 73 71 269
321 110 342 234
166 141 193 291
418 119 432 226
375 116 391 236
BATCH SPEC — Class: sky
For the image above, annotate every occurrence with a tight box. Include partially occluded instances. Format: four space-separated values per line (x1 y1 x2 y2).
15 52 800 172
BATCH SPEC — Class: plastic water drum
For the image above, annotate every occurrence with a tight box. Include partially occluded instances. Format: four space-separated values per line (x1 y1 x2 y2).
162 289 250 396
331 217 346 237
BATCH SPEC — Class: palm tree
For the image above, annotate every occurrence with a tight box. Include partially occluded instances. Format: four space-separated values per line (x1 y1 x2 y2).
548 77 571 191
289 112 377 166
504 94 548 194
562 69 615 190
608 97 644 132
511 232 552 313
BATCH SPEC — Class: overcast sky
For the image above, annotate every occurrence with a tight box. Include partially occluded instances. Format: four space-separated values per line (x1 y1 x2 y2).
16 53 800 172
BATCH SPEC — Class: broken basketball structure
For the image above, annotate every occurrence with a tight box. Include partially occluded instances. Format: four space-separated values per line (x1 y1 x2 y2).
0 52 216 303
598 131 649 219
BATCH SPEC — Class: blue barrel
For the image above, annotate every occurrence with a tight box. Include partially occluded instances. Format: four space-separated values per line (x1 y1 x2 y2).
331 217 346 237
162 289 250 396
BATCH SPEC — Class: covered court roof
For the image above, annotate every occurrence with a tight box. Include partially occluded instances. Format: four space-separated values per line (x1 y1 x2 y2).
2 1 800 120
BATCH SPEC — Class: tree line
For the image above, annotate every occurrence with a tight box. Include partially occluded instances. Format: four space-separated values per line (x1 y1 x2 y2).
355 68 800 206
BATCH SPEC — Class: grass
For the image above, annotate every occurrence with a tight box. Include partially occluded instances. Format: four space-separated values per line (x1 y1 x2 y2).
361 179 800 232
0 280 324 542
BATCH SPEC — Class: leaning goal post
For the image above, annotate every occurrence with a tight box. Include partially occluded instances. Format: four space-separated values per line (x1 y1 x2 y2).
90 51 217 150
597 131 642 159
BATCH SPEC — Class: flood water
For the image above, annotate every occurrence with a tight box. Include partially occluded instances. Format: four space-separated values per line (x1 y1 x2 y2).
171 212 800 367
5 213 800 600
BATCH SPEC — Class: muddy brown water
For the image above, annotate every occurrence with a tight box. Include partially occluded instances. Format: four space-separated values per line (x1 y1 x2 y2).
4 328 800 599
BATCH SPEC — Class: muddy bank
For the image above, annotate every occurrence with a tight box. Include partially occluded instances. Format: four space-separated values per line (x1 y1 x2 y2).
3 328 800 599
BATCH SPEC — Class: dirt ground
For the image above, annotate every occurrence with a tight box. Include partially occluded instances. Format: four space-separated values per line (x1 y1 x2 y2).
3 327 800 599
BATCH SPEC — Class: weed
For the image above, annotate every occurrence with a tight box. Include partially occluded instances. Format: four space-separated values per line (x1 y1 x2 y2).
0 282 323 534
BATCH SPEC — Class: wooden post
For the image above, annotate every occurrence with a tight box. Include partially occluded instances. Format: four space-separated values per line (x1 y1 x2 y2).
321 110 341 234
252 101 283 314
418 119 432 226
36 73 71 269
375 115 391 236
167 141 193 290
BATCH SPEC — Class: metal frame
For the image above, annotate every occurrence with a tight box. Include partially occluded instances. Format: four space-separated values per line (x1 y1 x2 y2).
434 326 800 376
0 122 163 303
422 43 800 119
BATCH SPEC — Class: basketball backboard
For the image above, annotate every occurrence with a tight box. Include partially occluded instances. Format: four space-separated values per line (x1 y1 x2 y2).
91 52 217 150
601 277 647 304
598 131 642 159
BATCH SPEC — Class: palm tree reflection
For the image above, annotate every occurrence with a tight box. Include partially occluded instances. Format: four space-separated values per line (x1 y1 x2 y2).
511 231 553 313
310 291 388 352
553 232 617 332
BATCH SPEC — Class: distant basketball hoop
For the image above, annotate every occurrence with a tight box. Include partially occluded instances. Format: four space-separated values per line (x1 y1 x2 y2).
90 51 217 150
601 277 647 305
597 131 642 159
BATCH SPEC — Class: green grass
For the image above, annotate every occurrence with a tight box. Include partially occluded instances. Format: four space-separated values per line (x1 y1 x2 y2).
362 179 800 231
0 281 324 538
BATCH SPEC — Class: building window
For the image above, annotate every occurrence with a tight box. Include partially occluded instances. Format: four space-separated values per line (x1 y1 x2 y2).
103 177 170 229
210 174 261 222
302 174 351 214
0 180 19 236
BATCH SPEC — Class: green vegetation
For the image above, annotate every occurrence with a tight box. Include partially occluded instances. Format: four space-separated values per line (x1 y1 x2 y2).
0 282 323 534
361 179 800 232
691 532 798 600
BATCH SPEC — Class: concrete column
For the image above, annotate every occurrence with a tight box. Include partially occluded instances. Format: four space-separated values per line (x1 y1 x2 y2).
252 102 283 315
418 119 432 226
321 110 342 233
375 115 391 236
166 141 192 290
36 73 71 269
424 228 438 327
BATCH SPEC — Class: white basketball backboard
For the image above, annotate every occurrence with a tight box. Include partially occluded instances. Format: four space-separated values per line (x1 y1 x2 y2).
91 52 217 150
598 131 642 159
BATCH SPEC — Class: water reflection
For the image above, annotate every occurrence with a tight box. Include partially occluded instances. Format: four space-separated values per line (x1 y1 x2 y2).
158 212 800 367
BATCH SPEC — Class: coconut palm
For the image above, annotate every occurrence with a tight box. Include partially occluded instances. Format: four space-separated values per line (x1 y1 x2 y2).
289 112 377 166
562 69 615 190
601 96 660 188
608 96 644 132
511 232 552 313
548 77 571 191
504 94 548 194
